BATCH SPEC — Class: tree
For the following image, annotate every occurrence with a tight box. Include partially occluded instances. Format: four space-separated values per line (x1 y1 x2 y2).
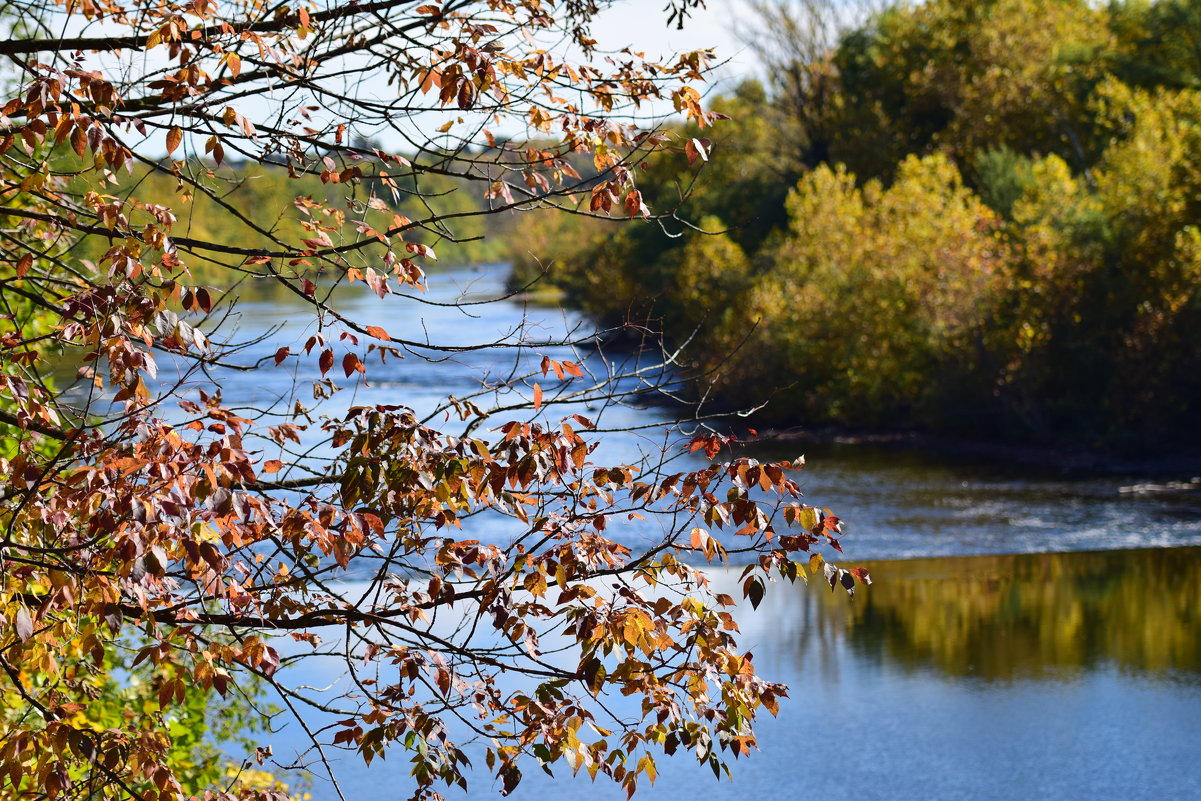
0 1 866 800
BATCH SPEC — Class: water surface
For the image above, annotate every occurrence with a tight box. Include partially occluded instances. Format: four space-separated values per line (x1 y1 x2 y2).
267 547 1201 801
209 267 1201 800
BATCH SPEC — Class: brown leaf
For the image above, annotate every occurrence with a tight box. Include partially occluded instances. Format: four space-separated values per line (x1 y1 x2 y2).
70 125 87 157
166 126 182 156
850 566 872 585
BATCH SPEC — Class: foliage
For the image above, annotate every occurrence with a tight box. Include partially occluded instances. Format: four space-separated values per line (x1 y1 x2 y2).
0 2 865 801
511 0 1201 448
724 155 1009 427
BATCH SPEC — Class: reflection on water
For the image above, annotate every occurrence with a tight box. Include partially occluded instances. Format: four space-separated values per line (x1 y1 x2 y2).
784 546 1201 681
277 548 1201 801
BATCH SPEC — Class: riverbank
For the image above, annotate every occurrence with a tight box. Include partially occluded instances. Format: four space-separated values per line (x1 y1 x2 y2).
736 423 1201 479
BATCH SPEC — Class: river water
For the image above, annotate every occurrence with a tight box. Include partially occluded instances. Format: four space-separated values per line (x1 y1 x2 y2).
211 265 1201 801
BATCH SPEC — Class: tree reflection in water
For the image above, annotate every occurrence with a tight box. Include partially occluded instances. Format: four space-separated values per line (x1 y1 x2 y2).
780 546 1201 682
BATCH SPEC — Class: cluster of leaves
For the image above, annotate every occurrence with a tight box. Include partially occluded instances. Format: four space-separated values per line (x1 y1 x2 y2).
2 217 289 798
516 0 1201 448
0 1 865 800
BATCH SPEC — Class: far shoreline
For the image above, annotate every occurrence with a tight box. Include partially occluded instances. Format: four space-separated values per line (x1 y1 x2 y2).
733 423 1201 481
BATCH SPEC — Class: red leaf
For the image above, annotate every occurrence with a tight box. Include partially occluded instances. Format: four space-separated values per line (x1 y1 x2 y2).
342 352 363 377
319 348 334 376
624 189 647 218
273 346 290 365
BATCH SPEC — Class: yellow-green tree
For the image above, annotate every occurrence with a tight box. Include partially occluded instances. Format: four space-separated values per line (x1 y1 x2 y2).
724 155 1008 426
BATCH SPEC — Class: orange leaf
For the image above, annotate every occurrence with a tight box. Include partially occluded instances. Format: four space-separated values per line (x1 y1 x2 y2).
166 126 182 156
366 325 389 340
70 125 87 157
533 382 543 411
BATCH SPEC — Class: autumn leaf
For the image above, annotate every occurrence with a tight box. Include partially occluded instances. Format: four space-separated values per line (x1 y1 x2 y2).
685 137 710 165
14 607 32 641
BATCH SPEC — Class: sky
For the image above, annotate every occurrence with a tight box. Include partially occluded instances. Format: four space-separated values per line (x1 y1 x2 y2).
590 0 761 84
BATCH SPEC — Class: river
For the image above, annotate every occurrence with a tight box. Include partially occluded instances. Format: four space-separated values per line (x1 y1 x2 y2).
210 265 1201 801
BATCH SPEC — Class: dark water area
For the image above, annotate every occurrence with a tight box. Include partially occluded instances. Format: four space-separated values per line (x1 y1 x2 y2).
194 265 1201 799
